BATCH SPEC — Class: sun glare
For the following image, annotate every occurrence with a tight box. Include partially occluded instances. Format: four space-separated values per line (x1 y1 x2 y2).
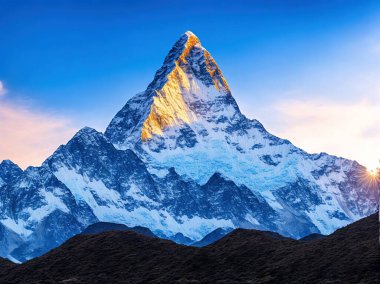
357 167 379 189
368 169 377 177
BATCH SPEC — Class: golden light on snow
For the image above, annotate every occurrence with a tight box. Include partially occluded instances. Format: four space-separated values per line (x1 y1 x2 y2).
141 67 195 141
141 31 230 141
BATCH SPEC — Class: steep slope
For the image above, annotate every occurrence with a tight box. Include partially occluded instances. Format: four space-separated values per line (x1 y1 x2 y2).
0 161 24 259
0 160 23 185
0 223 22 262
1 213 377 283
192 227 233 247
43 128 239 240
45 127 160 225
0 163 98 262
105 31 236 146
105 31 378 237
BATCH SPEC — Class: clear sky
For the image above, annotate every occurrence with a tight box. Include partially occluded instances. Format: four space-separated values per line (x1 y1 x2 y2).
1 0 380 170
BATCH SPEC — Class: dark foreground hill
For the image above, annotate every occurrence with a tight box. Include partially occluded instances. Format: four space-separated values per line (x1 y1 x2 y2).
299 232 326 241
81 222 157 238
0 258 15 270
0 213 378 284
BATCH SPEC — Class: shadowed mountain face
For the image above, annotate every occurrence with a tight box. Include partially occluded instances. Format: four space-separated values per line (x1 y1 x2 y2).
0 31 378 262
192 227 233 247
0 213 378 283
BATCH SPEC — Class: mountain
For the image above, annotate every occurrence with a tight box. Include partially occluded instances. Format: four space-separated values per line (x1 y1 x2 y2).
0 215 23 262
167 232 194 245
0 213 378 283
192 227 233 247
82 222 156 238
82 221 197 245
105 31 378 236
0 31 378 262
0 160 97 262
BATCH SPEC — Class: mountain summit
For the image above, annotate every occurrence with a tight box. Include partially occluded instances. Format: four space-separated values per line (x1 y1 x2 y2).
105 31 240 146
105 31 377 234
0 32 378 262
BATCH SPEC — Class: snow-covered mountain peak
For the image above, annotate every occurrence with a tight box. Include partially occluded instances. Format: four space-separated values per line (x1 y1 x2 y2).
145 30 229 93
184 30 197 38
105 31 241 146
0 159 19 168
139 31 238 141
70 127 106 146
0 32 378 262
0 160 23 184
103 32 378 239
74 126 100 137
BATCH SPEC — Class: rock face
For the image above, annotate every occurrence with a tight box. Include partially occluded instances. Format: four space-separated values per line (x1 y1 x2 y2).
0 31 378 262
0 160 97 262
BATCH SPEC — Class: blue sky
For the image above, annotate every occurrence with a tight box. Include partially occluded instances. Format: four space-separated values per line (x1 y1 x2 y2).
1 0 380 169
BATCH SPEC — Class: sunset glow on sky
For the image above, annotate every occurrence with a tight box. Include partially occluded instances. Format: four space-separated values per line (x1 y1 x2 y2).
0 0 379 170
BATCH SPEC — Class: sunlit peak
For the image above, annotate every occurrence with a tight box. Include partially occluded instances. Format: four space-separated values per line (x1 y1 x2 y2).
185 31 197 38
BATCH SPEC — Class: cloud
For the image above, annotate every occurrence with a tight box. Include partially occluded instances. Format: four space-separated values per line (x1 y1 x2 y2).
0 81 7 96
0 100 77 169
254 97 380 170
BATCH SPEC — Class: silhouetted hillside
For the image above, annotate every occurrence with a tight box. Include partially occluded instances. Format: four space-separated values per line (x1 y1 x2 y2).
0 213 378 283
82 222 156 238
0 258 15 270
300 233 326 241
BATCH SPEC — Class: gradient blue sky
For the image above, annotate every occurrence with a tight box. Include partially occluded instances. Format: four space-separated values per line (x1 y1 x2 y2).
1 0 380 169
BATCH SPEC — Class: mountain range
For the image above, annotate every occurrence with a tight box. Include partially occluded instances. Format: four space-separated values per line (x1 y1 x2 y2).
0 31 378 262
0 213 378 283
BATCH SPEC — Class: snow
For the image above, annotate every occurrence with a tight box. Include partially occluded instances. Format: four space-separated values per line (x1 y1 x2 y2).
53 166 126 220
6 255 21 264
245 214 260 225
52 165 235 240
305 205 352 235
0 218 32 237
125 184 158 205
24 190 70 223
261 191 284 210
0 186 71 239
